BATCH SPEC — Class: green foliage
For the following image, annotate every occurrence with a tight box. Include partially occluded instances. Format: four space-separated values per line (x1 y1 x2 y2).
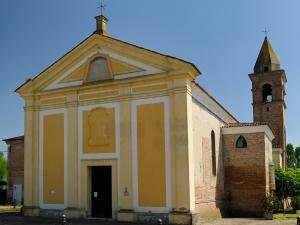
287 143 300 168
295 147 300 168
0 152 7 181
291 196 300 210
275 166 300 212
261 192 281 213
286 144 296 168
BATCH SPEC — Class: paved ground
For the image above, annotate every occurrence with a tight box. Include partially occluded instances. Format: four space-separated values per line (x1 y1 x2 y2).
0 213 296 225
0 213 133 225
199 218 295 225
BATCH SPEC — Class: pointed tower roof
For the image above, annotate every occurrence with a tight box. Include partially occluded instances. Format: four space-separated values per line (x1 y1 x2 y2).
254 36 280 73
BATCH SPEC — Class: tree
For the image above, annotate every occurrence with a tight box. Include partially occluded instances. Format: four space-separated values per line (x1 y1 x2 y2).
295 147 300 168
0 152 7 181
286 144 296 168
275 166 300 198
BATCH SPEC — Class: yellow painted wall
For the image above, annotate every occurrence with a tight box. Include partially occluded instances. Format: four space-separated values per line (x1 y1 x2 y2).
43 114 64 204
137 103 166 207
79 91 119 100
110 58 143 75
170 90 191 210
60 64 86 83
18 33 200 217
132 84 168 93
119 100 133 209
83 108 116 153
40 97 66 105
67 93 79 208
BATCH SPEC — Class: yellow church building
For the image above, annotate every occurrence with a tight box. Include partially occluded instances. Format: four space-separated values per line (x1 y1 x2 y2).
16 14 286 224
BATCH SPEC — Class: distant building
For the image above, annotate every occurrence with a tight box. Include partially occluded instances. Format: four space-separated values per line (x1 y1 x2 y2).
15 14 286 224
3 136 24 205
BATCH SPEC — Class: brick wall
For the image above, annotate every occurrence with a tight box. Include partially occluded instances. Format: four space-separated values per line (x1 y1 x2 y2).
6 139 24 203
223 132 270 217
249 70 286 167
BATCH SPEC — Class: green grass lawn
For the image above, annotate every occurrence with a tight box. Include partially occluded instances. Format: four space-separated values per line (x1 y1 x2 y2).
274 211 300 220
0 205 22 212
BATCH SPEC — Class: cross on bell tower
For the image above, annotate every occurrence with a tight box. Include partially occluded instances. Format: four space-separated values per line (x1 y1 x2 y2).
249 36 287 167
262 28 269 37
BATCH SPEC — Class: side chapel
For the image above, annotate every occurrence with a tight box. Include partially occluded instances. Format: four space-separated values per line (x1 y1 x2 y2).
16 14 286 224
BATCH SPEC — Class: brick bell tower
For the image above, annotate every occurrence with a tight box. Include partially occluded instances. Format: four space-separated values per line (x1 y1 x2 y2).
249 36 287 167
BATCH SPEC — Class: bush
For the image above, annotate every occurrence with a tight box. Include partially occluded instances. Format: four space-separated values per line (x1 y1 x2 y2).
261 193 281 213
291 196 300 210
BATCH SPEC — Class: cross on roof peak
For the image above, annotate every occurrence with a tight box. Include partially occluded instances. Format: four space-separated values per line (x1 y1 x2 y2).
97 0 106 16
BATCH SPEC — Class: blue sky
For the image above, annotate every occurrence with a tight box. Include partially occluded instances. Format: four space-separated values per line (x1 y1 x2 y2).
0 0 300 152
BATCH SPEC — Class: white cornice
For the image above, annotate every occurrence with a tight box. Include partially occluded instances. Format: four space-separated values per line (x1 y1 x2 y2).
222 125 275 142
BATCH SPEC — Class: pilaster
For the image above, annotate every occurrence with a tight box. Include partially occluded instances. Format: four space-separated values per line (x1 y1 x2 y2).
66 92 78 208
170 78 191 211
23 95 40 211
119 87 133 210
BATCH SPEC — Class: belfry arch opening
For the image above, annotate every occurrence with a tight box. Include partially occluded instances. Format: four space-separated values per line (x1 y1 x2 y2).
262 83 272 102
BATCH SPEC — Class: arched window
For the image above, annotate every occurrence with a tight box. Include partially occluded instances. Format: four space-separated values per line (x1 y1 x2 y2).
211 130 216 176
236 136 247 148
262 84 272 102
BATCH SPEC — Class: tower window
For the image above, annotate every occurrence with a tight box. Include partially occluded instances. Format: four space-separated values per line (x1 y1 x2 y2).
262 83 272 102
264 66 269 72
211 130 216 176
236 136 247 148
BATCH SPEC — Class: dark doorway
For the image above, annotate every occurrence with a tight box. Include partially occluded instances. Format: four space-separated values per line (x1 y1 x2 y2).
91 166 112 218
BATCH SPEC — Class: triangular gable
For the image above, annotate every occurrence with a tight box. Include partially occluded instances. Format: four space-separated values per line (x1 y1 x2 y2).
59 57 143 83
45 48 162 90
16 34 200 94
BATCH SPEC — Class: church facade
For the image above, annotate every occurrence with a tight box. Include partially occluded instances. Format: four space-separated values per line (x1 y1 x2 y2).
16 16 286 224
